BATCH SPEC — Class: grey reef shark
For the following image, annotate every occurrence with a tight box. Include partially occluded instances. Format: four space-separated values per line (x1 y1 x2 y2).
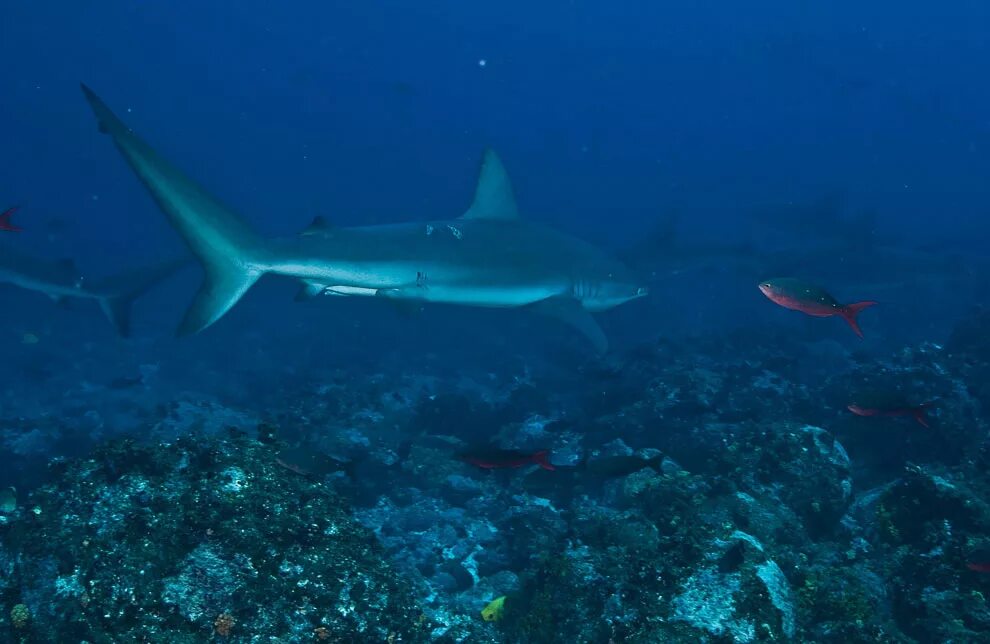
80 84 648 353
0 244 185 336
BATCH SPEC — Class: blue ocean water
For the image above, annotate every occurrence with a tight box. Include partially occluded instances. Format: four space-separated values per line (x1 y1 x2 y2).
1 2 990 641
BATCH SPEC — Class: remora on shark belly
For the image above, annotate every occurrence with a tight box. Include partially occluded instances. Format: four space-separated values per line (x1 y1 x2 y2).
80 84 647 353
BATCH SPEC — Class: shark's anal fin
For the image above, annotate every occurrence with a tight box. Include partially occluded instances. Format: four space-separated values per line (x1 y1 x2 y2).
529 296 608 355
294 281 325 301
460 149 519 221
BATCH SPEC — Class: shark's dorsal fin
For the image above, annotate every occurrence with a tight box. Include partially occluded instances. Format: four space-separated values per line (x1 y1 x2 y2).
300 216 332 236
461 149 519 221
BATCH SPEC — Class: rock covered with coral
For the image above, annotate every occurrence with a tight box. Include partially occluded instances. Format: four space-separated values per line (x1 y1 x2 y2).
2 322 990 643
0 433 431 642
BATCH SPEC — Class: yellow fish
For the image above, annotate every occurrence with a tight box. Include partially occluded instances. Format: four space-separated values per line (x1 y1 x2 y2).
481 595 506 622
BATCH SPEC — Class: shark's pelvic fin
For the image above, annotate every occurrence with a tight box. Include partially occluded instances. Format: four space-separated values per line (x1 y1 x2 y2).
460 149 519 221
81 84 268 335
530 296 608 355
294 281 325 301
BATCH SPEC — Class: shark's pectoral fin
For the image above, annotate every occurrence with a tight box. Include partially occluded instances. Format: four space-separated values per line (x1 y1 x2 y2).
529 297 608 355
294 281 325 301
460 149 519 221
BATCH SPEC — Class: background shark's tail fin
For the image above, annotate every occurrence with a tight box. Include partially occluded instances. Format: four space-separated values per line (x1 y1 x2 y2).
81 84 268 335
91 258 190 336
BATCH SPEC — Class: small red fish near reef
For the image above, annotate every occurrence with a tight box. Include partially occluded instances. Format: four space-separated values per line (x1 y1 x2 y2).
759 278 876 338
965 547 990 572
847 402 934 428
0 206 22 232
458 448 555 471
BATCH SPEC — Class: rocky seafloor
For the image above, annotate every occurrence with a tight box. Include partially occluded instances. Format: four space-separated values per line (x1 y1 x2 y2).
3 310 990 642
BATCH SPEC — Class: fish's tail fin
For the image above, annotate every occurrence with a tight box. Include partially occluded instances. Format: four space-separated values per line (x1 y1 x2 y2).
840 300 877 338
81 84 269 335
0 206 22 232
532 450 556 471
91 258 190 336
914 401 936 428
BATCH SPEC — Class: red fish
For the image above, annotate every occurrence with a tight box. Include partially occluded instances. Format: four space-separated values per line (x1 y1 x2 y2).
0 206 22 232
965 547 990 572
847 402 933 428
758 278 876 338
458 448 555 471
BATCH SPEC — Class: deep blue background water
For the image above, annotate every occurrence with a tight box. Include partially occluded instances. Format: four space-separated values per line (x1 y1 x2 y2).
1 1 989 357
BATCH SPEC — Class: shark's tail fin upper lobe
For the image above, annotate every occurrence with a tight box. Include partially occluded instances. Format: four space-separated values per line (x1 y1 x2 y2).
81 84 267 335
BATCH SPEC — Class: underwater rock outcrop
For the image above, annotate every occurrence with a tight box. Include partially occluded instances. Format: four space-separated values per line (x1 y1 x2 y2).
0 433 430 642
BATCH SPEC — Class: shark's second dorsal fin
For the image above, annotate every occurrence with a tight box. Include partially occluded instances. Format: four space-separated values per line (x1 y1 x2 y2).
57 258 78 276
300 216 332 236
461 149 519 221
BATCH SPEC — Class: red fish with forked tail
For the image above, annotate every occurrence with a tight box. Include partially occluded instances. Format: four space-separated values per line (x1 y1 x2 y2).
758 278 877 338
847 401 934 428
458 448 555 471
0 206 22 232
965 546 990 573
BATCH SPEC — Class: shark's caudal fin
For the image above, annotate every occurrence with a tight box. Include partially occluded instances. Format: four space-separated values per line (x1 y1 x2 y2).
91 258 189 336
80 84 268 335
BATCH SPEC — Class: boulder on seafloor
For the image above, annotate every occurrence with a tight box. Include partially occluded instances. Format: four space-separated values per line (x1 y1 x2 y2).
0 434 432 643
